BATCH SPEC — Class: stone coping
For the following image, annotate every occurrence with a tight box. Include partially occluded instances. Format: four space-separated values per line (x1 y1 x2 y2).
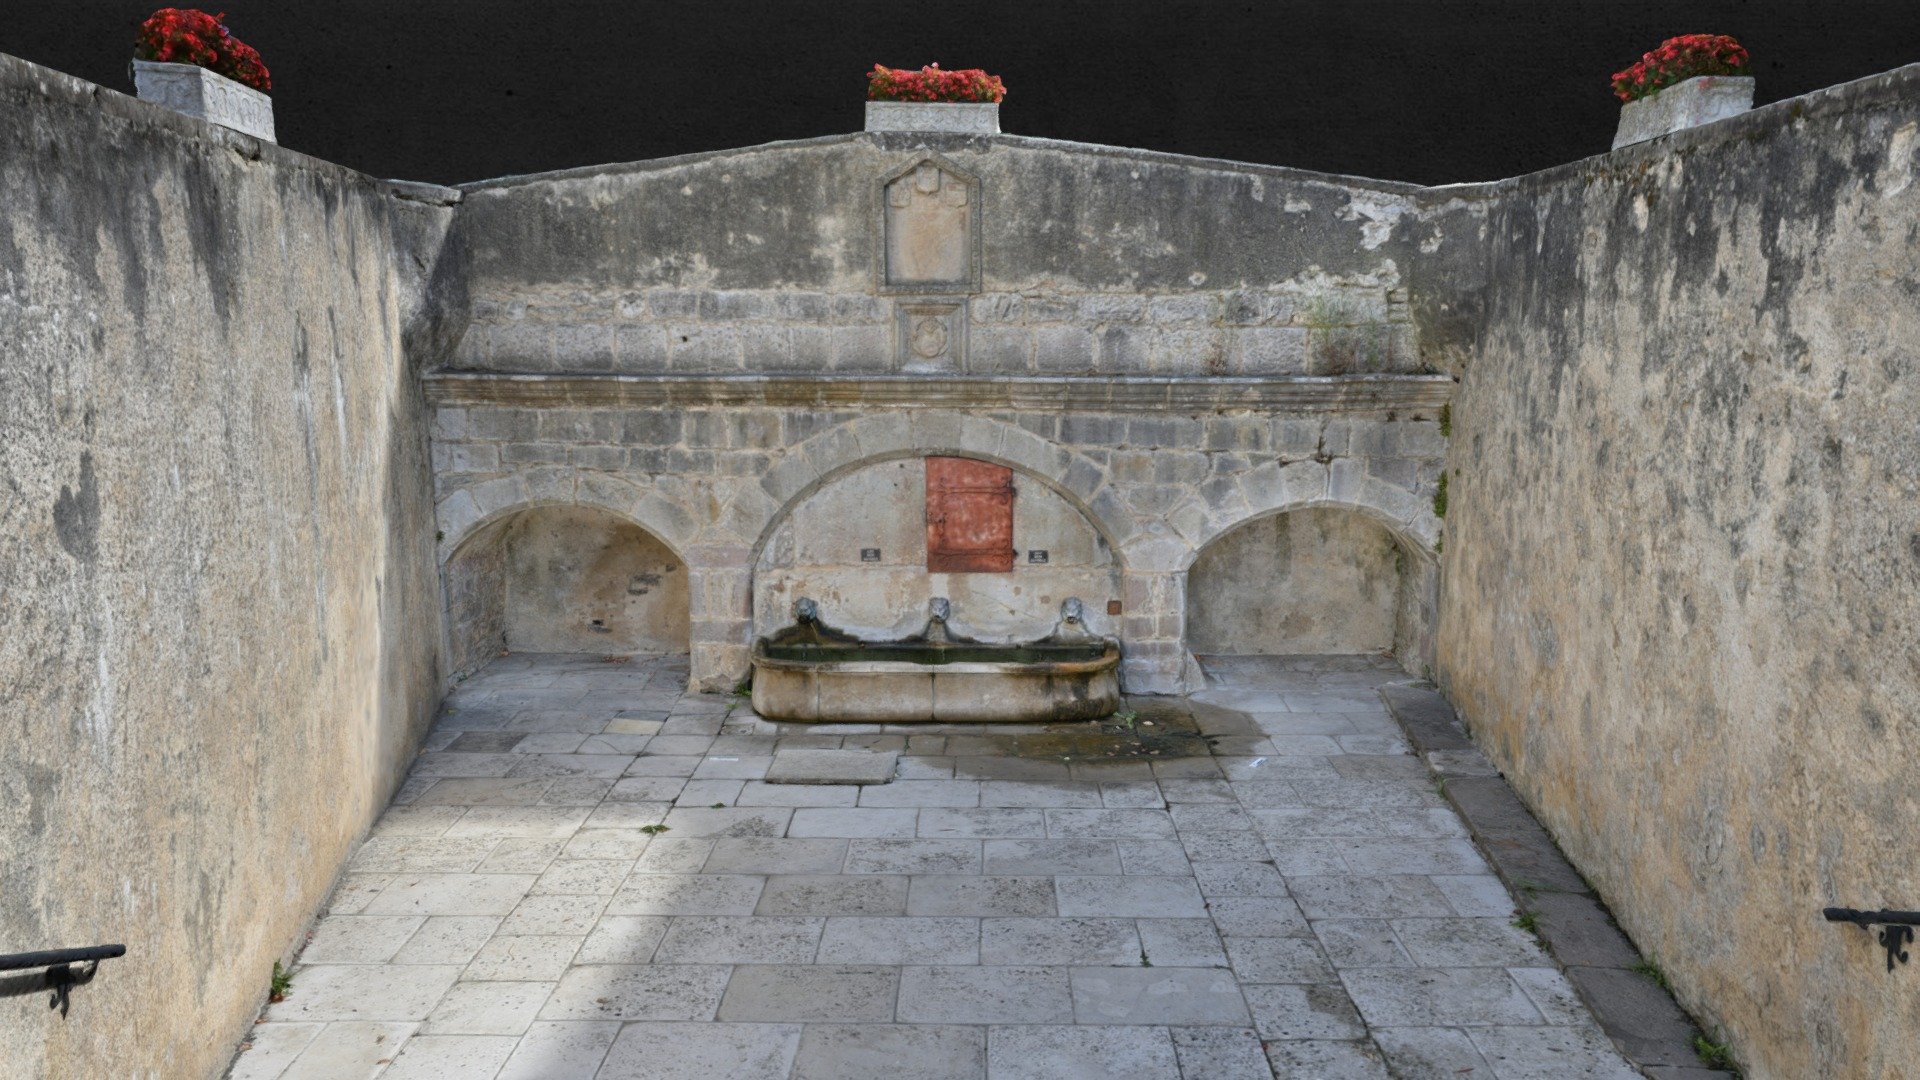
1378 683 1738 1079
424 371 1456 413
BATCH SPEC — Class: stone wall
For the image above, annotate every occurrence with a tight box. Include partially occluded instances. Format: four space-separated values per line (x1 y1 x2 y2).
1437 65 1920 1078
445 137 1441 379
427 389 1450 692
430 134 1459 691
0 55 449 1079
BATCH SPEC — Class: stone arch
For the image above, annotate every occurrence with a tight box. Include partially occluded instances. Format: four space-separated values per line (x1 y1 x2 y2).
1182 459 1439 571
436 469 702 569
747 412 1133 644
435 473 705 681
751 411 1135 570
1178 460 1441 678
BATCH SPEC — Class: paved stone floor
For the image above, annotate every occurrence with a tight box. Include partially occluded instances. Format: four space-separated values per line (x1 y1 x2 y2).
232 652 1636 1079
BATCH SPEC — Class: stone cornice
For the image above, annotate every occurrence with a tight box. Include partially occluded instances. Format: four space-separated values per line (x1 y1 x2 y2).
423 372 1455 413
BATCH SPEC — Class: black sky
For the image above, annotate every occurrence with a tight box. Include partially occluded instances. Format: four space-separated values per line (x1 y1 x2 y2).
7 1 1917 186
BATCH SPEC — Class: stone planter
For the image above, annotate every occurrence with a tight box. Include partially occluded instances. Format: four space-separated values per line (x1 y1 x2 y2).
133 59 275 143
1613 75 1752 149
865 101 1000 135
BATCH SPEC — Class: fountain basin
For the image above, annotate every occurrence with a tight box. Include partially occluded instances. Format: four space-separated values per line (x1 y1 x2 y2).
750 639 1122 723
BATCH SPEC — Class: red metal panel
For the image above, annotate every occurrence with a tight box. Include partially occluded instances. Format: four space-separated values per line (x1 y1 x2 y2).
926 457 1016 572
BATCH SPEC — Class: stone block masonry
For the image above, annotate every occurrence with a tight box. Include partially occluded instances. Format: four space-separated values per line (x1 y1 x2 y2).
452 282 1415 379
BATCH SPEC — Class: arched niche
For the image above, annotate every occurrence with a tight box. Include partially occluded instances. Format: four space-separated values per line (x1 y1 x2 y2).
443 504 689 677
754 456 1120 643
1186 506 1435 672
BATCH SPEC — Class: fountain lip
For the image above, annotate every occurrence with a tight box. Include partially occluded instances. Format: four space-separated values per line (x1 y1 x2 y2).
749 595 1122 722
751 636 1120 674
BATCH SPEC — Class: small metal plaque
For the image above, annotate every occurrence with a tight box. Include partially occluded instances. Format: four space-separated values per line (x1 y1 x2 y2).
860 548 882 562
1028 550 1049 564
1107 600 1123 616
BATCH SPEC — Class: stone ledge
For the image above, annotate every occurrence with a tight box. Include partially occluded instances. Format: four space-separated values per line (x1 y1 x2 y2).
1378 682 1736 1080
424 372 1455 413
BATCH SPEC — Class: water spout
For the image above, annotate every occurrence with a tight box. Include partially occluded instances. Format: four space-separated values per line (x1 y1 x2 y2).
765 597 859 648
1047 596 1098 644
922 597 955 645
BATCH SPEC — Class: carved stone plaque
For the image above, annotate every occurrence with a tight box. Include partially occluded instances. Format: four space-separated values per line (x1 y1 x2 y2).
880 157 980 293
894 299 967 373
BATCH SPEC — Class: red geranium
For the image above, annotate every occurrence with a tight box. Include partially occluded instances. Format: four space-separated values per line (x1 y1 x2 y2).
135 8 271 92
867 64 1005 103
1610 34 1747 102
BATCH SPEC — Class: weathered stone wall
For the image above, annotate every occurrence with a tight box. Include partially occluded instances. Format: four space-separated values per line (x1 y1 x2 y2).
446 137 1439 378
0 55 448 1079
1187 507 1408 656
1437 65 1920 1078
430 135 1459 690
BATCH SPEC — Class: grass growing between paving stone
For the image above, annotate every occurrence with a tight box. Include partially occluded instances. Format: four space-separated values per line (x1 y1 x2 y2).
1631 954 1674 992
1694 1034 1736 1071
268 961 292 1003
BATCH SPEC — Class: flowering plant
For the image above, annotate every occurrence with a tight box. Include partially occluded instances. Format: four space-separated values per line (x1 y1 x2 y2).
1611 34 1748 102
867 64 1005 103
135 8 270 92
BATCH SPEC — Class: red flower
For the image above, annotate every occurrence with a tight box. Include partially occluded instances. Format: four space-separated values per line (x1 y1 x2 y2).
1610 34 1748 102
134 8 270 92
867 63 1006 103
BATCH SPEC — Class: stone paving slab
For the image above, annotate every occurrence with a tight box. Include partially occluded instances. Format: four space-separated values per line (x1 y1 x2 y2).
764 748 900 785
1380 679 1735 1079
233 652 1639 1079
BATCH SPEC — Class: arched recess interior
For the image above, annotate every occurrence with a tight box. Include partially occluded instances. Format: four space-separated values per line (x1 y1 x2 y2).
1186 506 1437 675
442 503 690 678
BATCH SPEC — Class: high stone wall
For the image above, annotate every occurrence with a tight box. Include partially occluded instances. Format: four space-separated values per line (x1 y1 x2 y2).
0 55 449 1079
429 135 1459 690
1436 64 1920 1078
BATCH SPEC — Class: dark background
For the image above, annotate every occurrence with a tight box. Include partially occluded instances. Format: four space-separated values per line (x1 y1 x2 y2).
7 1 1917 186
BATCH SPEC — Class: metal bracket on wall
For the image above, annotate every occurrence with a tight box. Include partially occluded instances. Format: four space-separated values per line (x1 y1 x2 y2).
0 944 125 1016
1824 908 1920 972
